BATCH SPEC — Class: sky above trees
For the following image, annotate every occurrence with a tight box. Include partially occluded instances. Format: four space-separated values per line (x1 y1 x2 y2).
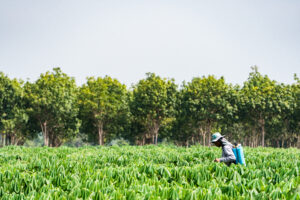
0 0 299 86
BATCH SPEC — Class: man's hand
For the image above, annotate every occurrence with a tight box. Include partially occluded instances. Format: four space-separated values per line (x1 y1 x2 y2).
214 158 220 162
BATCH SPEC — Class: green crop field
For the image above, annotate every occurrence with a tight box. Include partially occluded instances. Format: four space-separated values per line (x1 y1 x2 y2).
0 146 299 200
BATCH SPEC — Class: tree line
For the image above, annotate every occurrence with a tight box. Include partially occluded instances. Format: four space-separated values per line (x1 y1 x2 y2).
0 67 299 148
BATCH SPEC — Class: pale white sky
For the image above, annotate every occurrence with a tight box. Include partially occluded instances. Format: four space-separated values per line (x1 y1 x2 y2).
0 0 299 86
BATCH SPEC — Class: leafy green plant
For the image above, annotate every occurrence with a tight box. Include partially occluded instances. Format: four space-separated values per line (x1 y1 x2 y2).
0 145 299 199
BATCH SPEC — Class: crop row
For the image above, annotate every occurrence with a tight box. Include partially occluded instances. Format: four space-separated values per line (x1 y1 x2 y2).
0 146 299 199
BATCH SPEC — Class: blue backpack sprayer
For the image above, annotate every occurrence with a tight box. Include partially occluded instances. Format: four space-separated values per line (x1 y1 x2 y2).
232 144 246 166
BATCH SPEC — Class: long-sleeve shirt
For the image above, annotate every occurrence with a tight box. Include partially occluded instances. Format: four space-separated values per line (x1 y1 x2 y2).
219 138 236 165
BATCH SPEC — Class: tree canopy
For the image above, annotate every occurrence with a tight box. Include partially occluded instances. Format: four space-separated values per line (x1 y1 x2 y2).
78 76 128 145
24 68 80 147
0 67 298 148
130 73 177 144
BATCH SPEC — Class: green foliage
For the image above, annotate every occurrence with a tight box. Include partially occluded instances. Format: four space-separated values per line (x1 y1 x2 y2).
183 75 237 123
78 76 129 145
0 67 299 147
24 68 80 147
130 73 177 144
0 72 29 145
241 66 296 146
0 146 299 199
241 67 279 117
292 75 300 133
176 75 238 145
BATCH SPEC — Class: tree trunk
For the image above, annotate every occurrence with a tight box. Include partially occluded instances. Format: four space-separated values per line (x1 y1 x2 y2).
48 132 53 147
2 133 5 147
6 134 10 145
199 127 205 146
43 122 47 146
207 124 212 147
254 135 256 147
11 134 15 145
297 135 300 149
41 121 49 146
261 118 265 147
53 136 62 147
251 128 255 147
98 122 104 145
15 138 20 146
152 134 155 144
191 136 194 145
152 122 160 145
154 128 159 145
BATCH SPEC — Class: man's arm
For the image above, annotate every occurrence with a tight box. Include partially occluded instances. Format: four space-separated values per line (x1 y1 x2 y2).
219 145 236 163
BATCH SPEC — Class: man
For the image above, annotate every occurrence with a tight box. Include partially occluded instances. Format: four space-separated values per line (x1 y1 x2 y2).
211 132 236 166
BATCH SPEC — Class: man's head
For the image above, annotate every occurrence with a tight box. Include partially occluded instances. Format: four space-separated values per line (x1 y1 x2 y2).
211 132 223 147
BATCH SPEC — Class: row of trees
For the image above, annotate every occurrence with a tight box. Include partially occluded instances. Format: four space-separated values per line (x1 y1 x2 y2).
0 67 299 148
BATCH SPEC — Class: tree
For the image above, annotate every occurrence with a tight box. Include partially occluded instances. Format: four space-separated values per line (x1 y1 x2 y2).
0 73 29 145
78 76 128 145
24 68 80 147
130 73 177 145
276 83 296 147
172 98 196 146
241 66 281 147
180 75 237 146
1 80 29 145
291 75 300 148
